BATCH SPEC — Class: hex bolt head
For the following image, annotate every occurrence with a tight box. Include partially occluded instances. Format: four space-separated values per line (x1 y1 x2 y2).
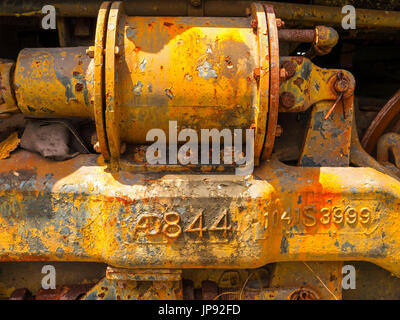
334 78 349 93
86 46 95 58
275 124 283 137
280 61 296 81
276 18 285 29
114 46 121 56
251 19 258 30
279 68 288 81
280 91 296 108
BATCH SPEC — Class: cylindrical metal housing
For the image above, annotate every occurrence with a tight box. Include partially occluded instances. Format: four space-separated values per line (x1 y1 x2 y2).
118 16 259 143
14 47 94 118
11 2 279 164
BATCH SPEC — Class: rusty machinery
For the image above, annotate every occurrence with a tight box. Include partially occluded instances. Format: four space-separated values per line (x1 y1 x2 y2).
0 1 399 300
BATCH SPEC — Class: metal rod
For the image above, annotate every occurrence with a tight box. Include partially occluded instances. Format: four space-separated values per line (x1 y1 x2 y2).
0 0 399 30
278 29 315 43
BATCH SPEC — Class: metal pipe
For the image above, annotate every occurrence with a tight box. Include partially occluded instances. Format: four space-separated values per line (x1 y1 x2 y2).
278 29 315 43
1 0 400 30
207 1 400 29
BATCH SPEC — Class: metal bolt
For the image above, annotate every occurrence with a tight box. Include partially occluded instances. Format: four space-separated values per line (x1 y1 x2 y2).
334 77 349 93
280 92 295 108
251 19 257 30
86 46 94 58
279 68 288 81
114 46 121 56
276 18 285 29
253 67 261 82
280 61 296 81
275 124 283 137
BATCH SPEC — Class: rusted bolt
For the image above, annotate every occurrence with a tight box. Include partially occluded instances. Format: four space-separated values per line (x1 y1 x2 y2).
253 67 260 82
279 61 296 81
86 46 94 58
114 46 121 56
75 83 84 92
289 288 319 300
280 91 295 108
334 77 349 93
276 18 285 29
93 141 101 153
251 19 258 30
279 68 288 81
275 124 283 137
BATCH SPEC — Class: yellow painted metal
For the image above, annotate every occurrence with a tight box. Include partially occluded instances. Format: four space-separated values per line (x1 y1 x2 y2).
94 1 112 161
14 47 94 118
251 3 270 163
105 1 124 168
261 4 279 160
0 59 19 115
1 151 400 278
0 131 20 159
106 267 182 281
82 277 183 300
278 56 355 113
117 15 262 142
12 2 273 164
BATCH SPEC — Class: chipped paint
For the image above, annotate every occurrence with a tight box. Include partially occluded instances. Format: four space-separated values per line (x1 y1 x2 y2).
133 80 143 96
139 57 147 71
197 61 217 80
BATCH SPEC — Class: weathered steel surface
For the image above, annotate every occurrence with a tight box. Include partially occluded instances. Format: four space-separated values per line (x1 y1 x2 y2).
11 6 275 164
261 4 279 160
269 261 343 300
278 57 355 113
106 267 182 281
105 1 124 168
14 47 94 118
1 0 400 31
0 150 399 277
82 277 183 300
93 2 112 161
251 3 271 162
0 59 19 116
278 26 339 58
116 15 265 152
377 132 400 176
299 99 353 167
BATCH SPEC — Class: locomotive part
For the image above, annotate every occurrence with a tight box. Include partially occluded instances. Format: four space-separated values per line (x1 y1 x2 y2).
4 2 281 166
0 1 399 300
0 2 343 168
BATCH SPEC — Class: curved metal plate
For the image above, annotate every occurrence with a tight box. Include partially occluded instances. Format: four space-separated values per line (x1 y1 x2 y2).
94 1 111 161
261 4 279 160
105 1 124 169
251 3 269 166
